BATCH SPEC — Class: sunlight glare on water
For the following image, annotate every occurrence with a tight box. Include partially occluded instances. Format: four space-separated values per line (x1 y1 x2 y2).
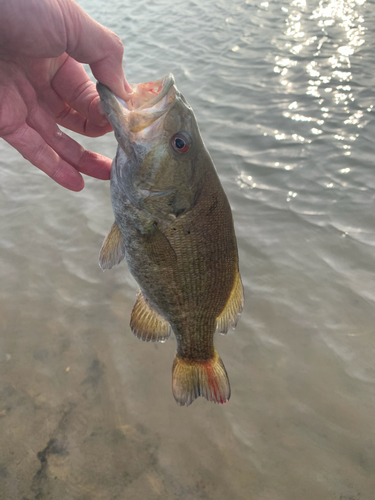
0 0 375 499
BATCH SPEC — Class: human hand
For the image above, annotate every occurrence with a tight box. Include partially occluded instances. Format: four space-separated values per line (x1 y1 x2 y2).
0 0 133 191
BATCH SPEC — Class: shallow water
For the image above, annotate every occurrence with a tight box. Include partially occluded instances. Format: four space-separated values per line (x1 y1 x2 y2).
1 0 375 498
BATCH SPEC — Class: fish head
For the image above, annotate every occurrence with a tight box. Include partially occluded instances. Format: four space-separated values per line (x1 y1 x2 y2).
97 74 209 220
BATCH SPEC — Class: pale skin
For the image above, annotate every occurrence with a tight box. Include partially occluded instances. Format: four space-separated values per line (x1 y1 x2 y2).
0 0 133 191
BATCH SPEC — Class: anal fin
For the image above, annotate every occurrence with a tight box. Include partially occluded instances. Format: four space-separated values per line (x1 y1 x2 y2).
172 349 230 406
130 291 171 342
216 269 244 334
99 221 125 270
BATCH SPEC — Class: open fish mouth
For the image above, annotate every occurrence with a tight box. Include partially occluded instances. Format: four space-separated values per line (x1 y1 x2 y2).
97 74 177 138
123 74 176 112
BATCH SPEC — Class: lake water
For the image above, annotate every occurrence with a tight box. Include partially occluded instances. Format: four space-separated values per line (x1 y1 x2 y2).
1 0 375 498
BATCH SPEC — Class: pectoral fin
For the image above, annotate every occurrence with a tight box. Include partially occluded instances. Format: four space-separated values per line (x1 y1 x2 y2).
130 290 171 342
216 269 244 334
99 222 125 270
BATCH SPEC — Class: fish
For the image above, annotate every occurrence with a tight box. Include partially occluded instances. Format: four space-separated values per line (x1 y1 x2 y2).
97 74 244 406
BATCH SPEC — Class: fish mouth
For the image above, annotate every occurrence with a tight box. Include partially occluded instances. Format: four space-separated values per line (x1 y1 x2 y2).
124 74 176 112
97 74 176 142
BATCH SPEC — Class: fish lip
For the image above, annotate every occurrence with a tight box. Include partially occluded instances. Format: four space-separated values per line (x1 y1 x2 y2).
100 73 176 113
131 73 176 112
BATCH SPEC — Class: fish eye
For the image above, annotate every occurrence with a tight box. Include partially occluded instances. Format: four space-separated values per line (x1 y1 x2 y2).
171 133 190 154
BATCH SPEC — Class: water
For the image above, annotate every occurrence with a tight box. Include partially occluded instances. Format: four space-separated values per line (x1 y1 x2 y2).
1 0 375 498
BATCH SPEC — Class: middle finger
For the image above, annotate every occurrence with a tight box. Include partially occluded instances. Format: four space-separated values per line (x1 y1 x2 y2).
26 102 112 180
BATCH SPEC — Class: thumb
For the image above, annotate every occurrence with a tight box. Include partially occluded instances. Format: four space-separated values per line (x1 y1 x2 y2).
62 0 132 100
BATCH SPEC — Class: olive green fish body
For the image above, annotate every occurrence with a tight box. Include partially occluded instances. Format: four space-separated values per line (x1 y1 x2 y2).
98 75 244 406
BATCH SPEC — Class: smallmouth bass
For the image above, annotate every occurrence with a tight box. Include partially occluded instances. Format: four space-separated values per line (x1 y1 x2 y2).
97 74 243 406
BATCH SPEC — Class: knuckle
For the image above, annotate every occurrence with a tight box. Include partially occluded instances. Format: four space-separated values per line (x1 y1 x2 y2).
111 33 124 58
55 105 73 123
70 80 93 105
52 127 64 147
31 142 47 165
50 164 63 181
78 146 90 166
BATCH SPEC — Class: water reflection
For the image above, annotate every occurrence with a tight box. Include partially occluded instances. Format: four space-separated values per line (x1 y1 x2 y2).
272 0 369 155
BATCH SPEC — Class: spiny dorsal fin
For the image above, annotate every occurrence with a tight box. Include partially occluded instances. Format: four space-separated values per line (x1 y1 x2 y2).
172 349 230 406
216 269 244 334
130 290 171 342
99 221 125 270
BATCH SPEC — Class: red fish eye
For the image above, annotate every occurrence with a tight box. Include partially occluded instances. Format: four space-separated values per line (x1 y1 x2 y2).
172 133 190 154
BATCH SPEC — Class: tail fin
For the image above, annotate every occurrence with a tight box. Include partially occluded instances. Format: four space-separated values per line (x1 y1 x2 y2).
172 349 230 406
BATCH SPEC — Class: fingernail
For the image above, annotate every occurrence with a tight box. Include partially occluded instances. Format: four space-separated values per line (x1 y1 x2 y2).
124 79 133 95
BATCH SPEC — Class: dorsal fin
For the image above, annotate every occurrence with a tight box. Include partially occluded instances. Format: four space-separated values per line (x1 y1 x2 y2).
216 269 244 334
99 221 125 270
130 291 171 342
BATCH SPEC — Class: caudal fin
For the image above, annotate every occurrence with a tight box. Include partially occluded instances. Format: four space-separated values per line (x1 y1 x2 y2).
172 349 230 406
